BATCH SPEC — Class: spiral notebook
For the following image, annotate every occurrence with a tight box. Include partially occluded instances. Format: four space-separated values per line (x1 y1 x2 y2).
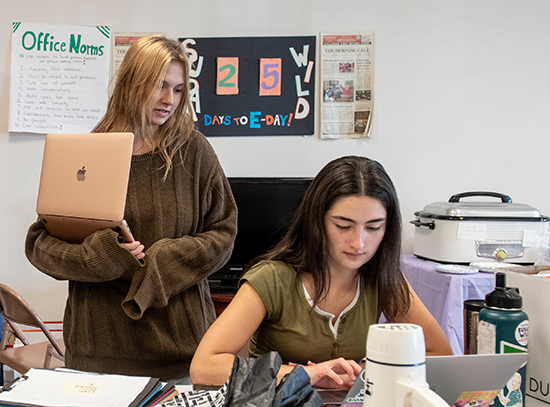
36 132 135 243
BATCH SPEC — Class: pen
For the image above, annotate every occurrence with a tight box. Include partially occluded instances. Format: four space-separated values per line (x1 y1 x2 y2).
0 375 28 393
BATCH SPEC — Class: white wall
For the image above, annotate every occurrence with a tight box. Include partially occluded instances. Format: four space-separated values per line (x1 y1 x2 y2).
1 0 550 320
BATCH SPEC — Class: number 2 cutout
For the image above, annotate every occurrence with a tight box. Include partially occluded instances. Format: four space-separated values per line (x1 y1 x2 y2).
260 58 281 96
217 57 239 95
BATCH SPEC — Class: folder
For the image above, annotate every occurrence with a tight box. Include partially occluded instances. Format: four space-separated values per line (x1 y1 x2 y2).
0 368 163 407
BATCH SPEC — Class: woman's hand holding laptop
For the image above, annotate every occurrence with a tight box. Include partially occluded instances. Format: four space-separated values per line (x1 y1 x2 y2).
118 240 145 262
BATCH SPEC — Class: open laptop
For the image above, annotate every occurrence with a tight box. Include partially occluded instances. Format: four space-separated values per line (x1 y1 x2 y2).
36 132 135 244
426 353 528 406
318 353 528 406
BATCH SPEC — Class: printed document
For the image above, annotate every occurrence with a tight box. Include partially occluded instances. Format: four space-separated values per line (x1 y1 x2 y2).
0 368 156 407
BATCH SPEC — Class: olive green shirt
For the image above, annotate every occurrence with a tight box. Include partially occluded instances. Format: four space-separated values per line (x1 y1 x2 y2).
241 261 380 365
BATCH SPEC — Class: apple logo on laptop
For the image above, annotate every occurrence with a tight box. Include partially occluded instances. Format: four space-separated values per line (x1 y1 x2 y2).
77 166 86 182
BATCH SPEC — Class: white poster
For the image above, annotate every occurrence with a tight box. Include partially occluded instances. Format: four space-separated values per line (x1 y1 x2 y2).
9 22 111 134
320 32 374 139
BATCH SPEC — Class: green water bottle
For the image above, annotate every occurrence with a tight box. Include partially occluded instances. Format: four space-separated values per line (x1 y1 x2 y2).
478 272 529 407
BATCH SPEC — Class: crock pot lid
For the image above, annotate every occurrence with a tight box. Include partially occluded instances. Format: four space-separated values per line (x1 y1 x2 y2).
416 201 545 219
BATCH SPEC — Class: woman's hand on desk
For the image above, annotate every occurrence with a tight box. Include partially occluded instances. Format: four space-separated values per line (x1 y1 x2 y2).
300 359 362 390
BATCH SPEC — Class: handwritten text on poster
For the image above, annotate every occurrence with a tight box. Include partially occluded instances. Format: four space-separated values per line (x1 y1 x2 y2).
9 22 111 134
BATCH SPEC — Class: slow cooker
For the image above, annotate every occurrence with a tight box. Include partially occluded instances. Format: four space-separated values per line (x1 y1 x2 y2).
411 192 550 264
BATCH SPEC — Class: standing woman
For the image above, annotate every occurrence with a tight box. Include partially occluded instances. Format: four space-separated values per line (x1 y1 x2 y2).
25 36 238 382
190 155 452 388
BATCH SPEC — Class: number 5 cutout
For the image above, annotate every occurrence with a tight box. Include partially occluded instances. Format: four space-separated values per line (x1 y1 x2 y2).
259 58 281 96
217 57 239 95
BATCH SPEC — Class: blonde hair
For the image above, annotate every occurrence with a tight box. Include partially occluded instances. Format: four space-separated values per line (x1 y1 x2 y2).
94 35 195 178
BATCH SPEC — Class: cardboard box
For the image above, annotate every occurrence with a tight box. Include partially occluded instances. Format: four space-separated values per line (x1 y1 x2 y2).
505 270 550 404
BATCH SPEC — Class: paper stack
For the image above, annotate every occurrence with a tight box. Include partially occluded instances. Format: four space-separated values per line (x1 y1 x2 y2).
0 368 173 407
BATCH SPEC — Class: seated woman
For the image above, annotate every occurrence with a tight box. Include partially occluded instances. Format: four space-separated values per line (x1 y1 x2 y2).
190 155 453 389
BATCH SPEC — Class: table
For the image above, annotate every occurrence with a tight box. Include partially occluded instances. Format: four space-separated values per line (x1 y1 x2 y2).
401 254 495 355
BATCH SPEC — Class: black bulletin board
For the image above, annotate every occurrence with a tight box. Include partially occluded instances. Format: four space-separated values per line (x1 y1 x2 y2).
179 36 316 137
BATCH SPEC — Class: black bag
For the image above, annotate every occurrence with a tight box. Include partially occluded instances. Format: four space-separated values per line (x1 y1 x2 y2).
224 352 323 407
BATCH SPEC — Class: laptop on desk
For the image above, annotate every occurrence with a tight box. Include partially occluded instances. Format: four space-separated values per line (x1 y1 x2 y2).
318 353 529 406
36 132 135 244
426 353 528 406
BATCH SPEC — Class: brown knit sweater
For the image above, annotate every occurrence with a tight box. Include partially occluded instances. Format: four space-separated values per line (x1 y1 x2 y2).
25 131 237 380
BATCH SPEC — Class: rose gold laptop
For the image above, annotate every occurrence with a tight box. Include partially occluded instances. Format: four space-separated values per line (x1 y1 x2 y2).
36 132 135 244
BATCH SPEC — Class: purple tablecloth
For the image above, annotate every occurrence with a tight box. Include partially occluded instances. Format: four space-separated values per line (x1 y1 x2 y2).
401 254 495 355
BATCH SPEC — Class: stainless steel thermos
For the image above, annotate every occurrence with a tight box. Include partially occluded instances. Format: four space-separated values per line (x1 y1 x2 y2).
463 299 485 354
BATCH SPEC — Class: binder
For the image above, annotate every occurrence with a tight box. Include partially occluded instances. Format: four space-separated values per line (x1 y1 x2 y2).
0 368 164 407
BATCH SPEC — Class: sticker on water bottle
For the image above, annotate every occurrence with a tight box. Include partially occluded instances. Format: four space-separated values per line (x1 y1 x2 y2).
477 320 497 354
499 340 528 354
515 320 529 347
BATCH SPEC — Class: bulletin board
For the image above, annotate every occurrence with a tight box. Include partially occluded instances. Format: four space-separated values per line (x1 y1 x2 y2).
179 36 316 137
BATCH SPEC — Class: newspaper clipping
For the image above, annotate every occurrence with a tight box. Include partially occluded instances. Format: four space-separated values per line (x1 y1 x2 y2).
112 32 164 75
320 32 374 139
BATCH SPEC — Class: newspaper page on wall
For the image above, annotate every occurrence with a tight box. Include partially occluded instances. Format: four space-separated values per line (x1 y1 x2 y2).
112 32 164 76
9 22 111 134
320 32 374 139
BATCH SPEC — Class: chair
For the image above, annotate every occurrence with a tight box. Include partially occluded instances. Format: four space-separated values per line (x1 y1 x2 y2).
0 283 65 377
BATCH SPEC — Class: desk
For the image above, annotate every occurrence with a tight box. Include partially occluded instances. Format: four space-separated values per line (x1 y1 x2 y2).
401 255 495 355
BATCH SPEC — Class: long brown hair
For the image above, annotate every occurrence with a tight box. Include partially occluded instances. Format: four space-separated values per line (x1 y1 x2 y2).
248 155 410 321
93 35 195 178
